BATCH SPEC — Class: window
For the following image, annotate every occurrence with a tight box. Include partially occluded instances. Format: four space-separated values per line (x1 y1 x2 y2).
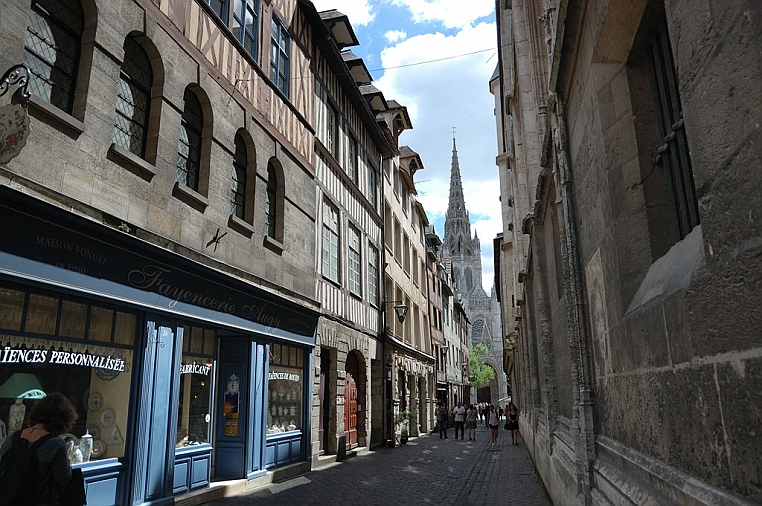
348 226 361 295
176 88 203 191
267 343 305 433
367 163 377 208
231 134 247 219
23 0 83 114
321 199 339 282
177 325 215 446
265 163 278 237
368 244 379 306
326 106 336 155
207 0 229 22
270 16 290 96
113 37 152 157
646 13 699 240
347 137 357 181
232 0 258 58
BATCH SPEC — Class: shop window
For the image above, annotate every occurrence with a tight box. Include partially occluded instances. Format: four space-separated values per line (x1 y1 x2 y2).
177 325 215 447
23 0 83 114
0 286 136 462
267 343 304 434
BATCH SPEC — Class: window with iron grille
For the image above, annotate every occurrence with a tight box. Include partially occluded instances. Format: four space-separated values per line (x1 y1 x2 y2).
348 225 361 295
231 134 247 219
207 0 229 22
647 14 699 240
321 199 339 282
270 16 290 96
232 0 258 58
23 0 82 114
368 244 379 306
113 36 152 157
176 89 203 191
265 162 277 237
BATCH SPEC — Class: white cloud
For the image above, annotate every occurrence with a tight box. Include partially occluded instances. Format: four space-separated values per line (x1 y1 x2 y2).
391 0 495 29
375 21 499 289
309 0 375 25
384 30 407 43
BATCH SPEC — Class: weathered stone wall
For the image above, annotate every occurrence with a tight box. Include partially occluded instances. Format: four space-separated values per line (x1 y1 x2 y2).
495 0 762 503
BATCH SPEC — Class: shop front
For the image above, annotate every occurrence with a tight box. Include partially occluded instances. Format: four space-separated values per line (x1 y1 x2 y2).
0 187 318 506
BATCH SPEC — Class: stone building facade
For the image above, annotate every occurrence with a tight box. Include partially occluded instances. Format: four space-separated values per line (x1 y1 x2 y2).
442 137 505 404
380 103 436 442
492 0 762 504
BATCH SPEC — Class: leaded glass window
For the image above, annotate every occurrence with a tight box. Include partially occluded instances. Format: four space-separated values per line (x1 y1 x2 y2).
176 89 203 191
265 163 277 237
231 134 247 219
23 0 82 113
113 37 152 157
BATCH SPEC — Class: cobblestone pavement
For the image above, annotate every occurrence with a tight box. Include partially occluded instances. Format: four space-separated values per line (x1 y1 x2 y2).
201 424 552 505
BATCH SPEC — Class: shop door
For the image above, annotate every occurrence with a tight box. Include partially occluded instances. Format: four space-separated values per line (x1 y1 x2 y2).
343 373 358 449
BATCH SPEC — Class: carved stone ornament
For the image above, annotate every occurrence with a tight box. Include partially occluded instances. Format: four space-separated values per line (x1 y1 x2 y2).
0 103 30 164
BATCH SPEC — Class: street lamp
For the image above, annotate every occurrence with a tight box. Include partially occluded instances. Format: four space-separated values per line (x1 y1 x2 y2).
385 300 408 324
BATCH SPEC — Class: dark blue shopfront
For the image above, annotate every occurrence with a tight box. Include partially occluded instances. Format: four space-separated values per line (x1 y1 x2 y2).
0 187 317 505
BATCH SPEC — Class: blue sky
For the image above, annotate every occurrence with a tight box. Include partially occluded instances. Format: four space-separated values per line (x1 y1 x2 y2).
310 0 500 290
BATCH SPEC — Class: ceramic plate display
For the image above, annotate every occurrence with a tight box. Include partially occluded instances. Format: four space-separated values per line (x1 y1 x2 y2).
60 433 78 446
87 425 100 440
91 439 106 458
87 392 103 411
99 408 116 428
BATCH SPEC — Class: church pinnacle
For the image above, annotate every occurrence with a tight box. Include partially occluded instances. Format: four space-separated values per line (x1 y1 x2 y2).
443 132 473 262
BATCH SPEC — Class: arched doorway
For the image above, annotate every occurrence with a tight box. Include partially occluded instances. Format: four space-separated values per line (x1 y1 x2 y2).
344 353 359 449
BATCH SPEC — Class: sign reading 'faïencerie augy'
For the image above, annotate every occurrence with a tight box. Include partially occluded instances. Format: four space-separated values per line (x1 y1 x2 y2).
0 346 126 372
0 187 319 344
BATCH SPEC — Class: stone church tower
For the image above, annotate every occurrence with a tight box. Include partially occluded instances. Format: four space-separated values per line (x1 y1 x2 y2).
442 136 506 404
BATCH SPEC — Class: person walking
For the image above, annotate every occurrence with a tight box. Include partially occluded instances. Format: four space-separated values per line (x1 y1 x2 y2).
507 403 520 444
465 404 478 441
487 404 500 447
436 403 448 439
452 402 466 440
0 392 78 506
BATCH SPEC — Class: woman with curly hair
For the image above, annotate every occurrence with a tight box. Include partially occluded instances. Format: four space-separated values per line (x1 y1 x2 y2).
0 392 78 505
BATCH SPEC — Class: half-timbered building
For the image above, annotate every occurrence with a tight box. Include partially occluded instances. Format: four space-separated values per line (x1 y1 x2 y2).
308 8 392 461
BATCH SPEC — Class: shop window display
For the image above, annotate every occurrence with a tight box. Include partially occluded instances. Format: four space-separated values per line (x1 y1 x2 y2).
267 343 304 434
176 325 215 447
0 286 135 462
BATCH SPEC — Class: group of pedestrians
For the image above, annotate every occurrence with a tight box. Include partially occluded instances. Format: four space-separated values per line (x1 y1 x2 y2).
434 401 520 446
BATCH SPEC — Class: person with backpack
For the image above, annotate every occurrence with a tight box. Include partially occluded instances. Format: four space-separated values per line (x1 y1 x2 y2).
0 392 78 506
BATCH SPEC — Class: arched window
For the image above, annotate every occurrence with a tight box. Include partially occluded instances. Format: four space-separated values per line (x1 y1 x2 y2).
176 88 203 191
265 162 278 237
23 0 83 114
113 36 152 157
231 133 247 219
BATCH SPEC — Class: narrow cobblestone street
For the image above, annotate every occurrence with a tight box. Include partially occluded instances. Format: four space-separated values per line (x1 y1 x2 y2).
200 424 551 505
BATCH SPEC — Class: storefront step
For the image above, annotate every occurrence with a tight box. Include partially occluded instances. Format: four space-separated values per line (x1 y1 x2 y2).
173 461 312 506
314 446 369 468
